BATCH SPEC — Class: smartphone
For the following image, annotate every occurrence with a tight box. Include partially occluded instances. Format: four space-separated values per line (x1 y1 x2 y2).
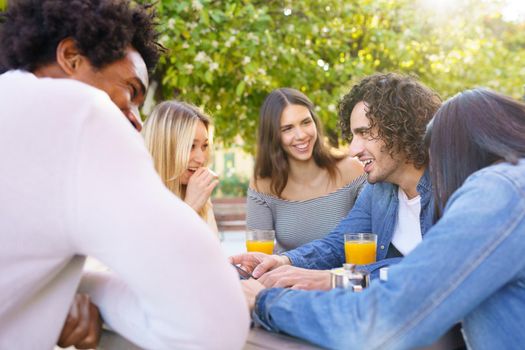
232 264 254 280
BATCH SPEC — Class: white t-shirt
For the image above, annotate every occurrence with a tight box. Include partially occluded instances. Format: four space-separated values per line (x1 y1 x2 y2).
0 71 249 349
391 187 423 256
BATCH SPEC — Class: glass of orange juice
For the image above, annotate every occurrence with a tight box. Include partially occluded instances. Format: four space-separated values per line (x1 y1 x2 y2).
245 229 275 254
344 233 377 265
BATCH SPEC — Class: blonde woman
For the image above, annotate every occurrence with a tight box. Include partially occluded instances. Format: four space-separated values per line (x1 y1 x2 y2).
142 101 219 233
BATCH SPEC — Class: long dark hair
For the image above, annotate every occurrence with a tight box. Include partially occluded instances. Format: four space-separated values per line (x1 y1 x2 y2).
254 88 343 197
427 88 525 218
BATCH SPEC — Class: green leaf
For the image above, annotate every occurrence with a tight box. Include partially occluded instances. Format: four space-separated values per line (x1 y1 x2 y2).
204 70 214 84
235 81 246 97
201 9 210 25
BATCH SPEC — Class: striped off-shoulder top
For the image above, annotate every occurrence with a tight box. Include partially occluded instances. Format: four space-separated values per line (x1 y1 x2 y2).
246 174 367 253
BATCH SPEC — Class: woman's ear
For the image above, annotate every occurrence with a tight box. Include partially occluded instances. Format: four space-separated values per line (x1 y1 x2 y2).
56 38 85 76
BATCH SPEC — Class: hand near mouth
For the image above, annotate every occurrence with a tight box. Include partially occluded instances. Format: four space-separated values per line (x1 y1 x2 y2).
184 168 219 213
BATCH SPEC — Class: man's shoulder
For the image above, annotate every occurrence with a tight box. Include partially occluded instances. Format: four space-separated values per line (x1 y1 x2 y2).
351 181 396 213
363 180 396 196
1 70 124 138
43 76 108 105
1 70 111 108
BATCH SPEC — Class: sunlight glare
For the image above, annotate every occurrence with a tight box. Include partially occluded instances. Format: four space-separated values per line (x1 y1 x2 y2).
502 0 525 21
417 0 457 14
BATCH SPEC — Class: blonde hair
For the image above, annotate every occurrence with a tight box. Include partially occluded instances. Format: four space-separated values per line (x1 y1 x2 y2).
142 100 212 219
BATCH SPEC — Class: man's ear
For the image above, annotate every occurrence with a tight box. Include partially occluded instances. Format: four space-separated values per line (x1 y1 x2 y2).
56 38 86 76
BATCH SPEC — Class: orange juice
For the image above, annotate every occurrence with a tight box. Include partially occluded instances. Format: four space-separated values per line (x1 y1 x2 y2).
246 240 275 254
344 241 376 264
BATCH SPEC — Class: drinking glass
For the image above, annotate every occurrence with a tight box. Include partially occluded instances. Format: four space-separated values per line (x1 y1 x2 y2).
245 229 275 254
344 233 377 264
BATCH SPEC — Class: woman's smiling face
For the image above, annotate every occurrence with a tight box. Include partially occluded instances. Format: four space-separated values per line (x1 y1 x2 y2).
179 121 209 185
279 104 318 162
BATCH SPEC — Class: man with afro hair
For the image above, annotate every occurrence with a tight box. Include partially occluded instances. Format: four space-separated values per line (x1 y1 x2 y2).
0 1 250 349
0 0 162 130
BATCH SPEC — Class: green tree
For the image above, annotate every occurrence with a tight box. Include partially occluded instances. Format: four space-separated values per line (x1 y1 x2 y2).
146 0 525 152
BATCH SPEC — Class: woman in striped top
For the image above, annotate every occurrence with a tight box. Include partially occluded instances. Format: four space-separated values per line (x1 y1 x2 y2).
247 88 366 252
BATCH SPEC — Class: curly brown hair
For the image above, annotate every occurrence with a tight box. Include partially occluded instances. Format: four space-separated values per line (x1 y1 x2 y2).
338 73 441 168
0 0 162 74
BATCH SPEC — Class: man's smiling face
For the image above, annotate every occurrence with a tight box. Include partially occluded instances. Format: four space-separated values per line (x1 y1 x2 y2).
72 47 148 131
348 101 406 184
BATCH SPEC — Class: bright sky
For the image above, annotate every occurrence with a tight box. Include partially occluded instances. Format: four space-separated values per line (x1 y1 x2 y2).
418 0 525 22
502 0 525 21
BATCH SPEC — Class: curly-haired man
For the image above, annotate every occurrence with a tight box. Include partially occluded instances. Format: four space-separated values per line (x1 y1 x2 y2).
233 73 444 316
0 1 249 349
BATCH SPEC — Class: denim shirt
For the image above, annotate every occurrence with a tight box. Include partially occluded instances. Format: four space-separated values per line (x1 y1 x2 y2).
284 168 434 275
254 159 525 349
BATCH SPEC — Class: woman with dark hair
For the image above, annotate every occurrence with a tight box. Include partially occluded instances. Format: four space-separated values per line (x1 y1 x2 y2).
417 88 525 348
428 88 525 216
247 88 366 252
238 88 525 349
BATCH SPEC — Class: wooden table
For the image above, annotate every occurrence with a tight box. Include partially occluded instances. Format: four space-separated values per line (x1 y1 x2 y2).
99 323 463 350
98 326 321 350
245 326 321 349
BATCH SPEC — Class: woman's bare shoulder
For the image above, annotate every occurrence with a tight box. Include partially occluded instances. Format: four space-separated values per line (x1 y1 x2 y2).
336 156 365 185
250 177 272 194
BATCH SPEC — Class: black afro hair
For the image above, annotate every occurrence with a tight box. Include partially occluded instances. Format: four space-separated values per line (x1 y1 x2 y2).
0 0 163 74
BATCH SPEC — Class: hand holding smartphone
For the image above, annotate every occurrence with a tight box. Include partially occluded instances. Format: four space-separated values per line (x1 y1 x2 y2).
232 264 254 280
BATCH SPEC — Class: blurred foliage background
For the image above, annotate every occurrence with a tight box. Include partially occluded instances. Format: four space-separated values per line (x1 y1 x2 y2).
2 0 523 151
2 0 524 197
141 0 525 153
213 173 250 197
